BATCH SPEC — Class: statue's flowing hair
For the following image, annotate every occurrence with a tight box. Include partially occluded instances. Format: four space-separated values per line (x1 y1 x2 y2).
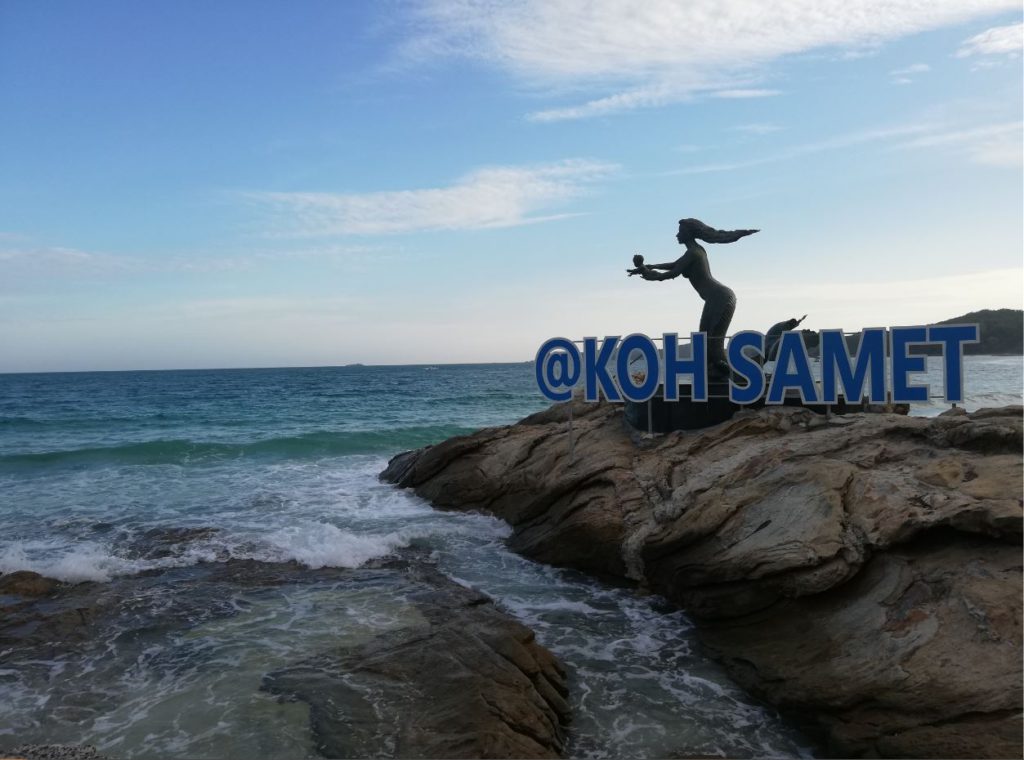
678 218 758 244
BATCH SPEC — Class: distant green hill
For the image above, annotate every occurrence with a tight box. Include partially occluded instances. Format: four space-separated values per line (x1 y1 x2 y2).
811 308 1022 356
936 309 1022 355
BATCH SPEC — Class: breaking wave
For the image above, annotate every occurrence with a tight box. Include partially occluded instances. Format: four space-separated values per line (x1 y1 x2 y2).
0 521 430 583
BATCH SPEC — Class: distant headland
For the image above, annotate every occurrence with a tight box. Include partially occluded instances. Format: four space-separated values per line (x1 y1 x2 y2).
936 308 1022 355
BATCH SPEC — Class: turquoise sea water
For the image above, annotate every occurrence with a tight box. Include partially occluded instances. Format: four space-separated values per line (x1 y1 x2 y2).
0 358 1020 758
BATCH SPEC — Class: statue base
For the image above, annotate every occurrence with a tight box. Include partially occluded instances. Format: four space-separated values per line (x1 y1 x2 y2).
622 383 878 433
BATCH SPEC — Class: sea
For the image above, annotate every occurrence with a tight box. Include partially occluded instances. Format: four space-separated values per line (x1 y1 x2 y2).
1 356 1020 758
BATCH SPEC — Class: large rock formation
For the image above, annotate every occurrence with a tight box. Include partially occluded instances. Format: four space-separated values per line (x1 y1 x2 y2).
382 401 1023 758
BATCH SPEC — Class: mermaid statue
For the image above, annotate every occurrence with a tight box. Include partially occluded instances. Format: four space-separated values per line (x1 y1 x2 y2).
628 218 758 378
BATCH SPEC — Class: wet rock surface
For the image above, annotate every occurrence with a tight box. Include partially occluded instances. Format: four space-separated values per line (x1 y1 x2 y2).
121 526 222 560
6 746 107 760
0 551 569 759
264 563 569 759
382 402 1024 758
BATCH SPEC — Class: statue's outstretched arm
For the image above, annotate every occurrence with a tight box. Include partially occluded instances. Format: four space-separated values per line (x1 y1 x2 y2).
646 251 691 280
627 252 688 279
640 268 678 281
640 259 687 280
627 264 679 279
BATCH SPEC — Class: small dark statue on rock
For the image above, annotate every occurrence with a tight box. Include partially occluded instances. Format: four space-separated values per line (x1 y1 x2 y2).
628 218 758 377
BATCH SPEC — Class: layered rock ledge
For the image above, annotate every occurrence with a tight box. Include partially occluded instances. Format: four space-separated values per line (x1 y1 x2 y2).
382 401 1023 758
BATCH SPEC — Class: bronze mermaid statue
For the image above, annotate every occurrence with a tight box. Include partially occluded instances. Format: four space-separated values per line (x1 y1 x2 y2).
628 218 758 378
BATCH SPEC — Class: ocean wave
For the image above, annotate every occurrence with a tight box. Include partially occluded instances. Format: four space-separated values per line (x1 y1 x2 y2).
0 521 427 583
0 415 50 428
0 426 474 468
0 413 189 428
0 539 212 583
261 523 415 570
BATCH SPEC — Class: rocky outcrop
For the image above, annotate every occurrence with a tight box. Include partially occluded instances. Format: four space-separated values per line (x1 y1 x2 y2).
264 563 569 759
382 401 1023 758
0 556 569 759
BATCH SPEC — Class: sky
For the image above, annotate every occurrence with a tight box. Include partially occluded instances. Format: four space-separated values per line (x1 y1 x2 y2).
1 0 1022 372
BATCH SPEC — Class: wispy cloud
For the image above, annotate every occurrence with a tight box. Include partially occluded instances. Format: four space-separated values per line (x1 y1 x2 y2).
956 22 1023 57
669 123 938 175
527 84 680 122
0 241 386 278
404 0 1018 119
173 296 358 320
889 62 930 84
0 246 128 272
246 159 617 236
711 88 781 99
897 121 1023 167
891 63 931 75
732 123 784 135
671 120 1023 174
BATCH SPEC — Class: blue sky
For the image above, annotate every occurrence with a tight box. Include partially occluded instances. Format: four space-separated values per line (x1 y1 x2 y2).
1 0 1021 371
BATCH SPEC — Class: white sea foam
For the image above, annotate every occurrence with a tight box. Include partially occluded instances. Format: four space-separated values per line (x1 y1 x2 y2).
0 540 132 582
0 519 428 582
0 539 222 583
258 521 416 569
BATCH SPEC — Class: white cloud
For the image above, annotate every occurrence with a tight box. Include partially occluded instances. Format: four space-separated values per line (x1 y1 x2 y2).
405 0 1018 119
247 159 617 236
896 120 1021 147
0 246 126 272
0 241 386 277
173 296 357 320
897 121 1024 167
528 84 679 122
890 62 931 75
711 88 782 99
670 122 939 174
956 22 1023 56
889 62 931 83
732 123 785 134
671 120 1022 174
836 45 883 60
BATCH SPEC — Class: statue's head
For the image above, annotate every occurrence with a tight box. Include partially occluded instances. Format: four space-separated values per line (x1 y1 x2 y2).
677 218 758 245
676 218 705 244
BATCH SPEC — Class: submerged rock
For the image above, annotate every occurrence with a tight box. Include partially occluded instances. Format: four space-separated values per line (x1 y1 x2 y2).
7 746 107 760
0 570 59 598
264 563 569 759
122 525 221 560
382 401 1023 758
0 557 569 759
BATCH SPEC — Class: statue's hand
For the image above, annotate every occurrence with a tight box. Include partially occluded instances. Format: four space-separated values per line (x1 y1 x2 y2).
627 266 659 280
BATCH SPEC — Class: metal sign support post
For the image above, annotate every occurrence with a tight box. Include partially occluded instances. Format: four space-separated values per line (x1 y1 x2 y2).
567 401 574 462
